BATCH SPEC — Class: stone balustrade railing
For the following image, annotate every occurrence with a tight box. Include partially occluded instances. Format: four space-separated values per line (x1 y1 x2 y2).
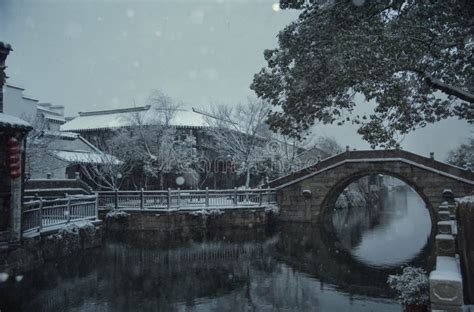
429 190 465 311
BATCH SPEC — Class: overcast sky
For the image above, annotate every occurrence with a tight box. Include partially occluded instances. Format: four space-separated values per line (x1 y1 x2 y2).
1 0 471 159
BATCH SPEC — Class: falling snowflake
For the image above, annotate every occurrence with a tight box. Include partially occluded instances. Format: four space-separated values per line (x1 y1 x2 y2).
126 9 135 19
187 70 198 79
190 9 205 24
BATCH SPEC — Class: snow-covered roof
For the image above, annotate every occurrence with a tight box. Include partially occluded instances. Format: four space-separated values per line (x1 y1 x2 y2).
60 105 207 131
0 113 32 130
42 130 79 139
51 150 121 165
44 115 66 123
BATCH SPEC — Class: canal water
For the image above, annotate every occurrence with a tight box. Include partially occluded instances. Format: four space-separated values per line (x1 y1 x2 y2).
0 184 432 311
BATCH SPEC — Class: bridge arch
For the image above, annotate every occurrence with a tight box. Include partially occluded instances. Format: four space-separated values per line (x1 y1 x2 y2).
319 169 436 226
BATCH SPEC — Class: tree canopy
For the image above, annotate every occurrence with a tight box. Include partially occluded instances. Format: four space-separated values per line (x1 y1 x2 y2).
251 0 473 147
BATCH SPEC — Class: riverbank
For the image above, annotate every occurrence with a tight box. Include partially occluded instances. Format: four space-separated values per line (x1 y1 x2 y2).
0 221 102 275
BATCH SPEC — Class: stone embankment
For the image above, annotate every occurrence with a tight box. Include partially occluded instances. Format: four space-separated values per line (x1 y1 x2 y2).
103 207 277 243
0 221 102 275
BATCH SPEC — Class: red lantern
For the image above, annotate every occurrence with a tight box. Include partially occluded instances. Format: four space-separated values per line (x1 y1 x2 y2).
6 137 21 180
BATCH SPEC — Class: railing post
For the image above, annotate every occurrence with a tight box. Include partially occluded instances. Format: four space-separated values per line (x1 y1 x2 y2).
167 188 171 210
234 187 238 206
140 188 144 210
259 189 263 206
66 196 71 223
95 192 99 219
38 197 43 232
205 187 209 207
114 189 118 210
177 188 181 210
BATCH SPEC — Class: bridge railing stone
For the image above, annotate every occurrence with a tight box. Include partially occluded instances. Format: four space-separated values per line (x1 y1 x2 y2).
429 191 466 311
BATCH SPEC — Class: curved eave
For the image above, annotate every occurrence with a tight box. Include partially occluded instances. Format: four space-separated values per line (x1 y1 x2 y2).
0 114 33 132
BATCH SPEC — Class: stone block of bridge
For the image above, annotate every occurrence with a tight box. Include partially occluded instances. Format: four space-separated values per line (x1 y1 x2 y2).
429 256 464 308
436 234 456 257
440 202 458 215
437 221 454 235
438 211 451 221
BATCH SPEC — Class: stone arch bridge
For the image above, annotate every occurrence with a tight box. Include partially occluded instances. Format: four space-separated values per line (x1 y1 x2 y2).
265 149 473 223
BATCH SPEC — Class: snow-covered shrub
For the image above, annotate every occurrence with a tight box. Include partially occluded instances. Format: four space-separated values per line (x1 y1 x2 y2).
189 209 224 217
59 223 80 235
265 204 280 214
335 189 367 210
77 221 96 237
105 210 130 221
387 266 429 305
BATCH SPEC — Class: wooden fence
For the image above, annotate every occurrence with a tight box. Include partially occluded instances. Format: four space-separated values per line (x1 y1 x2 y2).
97 188 277 210
22 195 98 234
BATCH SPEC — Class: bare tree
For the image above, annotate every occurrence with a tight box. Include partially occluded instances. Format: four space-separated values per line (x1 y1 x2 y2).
79 135 132 190
21 113 60 180
114 90 198 189
266 133 309 178
310 136 344 158
203 97 272 188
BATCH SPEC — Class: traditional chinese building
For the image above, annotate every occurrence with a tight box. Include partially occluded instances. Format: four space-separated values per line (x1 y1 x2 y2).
0 42 32 245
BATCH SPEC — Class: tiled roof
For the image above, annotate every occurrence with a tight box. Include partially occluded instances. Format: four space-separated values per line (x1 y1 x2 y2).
61 105 207 131
0 113 32 130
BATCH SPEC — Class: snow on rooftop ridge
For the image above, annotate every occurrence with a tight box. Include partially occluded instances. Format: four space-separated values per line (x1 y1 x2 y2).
51 150 121 165
45 115 66 122
61 105 207 131
37 105 63 115
78 105 150 116
42 130 79 139
5 84 24 91
22 96 38 102
0 113 32 129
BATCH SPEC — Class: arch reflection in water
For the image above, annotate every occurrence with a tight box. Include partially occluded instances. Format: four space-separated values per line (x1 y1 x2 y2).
332 175 432 268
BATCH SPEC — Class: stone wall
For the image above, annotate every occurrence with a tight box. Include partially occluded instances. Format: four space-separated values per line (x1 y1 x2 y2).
103 208 275 244
457 201 474 304
0 223 102 274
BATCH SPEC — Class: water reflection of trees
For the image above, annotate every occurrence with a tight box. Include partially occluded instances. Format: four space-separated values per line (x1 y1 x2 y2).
0 226 406 311
332 180 411 253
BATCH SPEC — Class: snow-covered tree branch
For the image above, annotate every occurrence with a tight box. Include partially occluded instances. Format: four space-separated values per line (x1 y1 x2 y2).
203 97 273 187
252 0 474 147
